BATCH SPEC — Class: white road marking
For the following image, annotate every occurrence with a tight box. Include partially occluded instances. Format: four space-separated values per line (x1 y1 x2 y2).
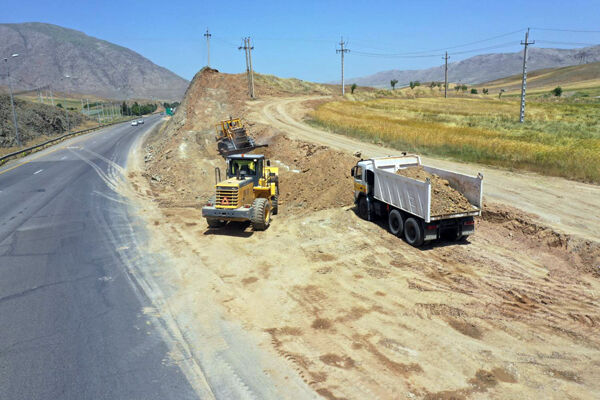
33 169 43 175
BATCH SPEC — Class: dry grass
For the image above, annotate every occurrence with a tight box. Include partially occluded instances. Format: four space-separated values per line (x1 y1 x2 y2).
310 97 600 183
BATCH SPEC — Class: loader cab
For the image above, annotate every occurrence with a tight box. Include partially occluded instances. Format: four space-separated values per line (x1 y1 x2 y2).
226 154 264 186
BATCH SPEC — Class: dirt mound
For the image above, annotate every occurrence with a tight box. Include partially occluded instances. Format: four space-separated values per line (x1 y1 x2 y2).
396 166 476 215
482 202 600 276
257 131 357 213
0 95 89 147
143 68 354 213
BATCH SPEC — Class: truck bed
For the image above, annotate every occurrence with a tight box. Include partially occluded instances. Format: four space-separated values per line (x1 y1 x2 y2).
370 157 483 222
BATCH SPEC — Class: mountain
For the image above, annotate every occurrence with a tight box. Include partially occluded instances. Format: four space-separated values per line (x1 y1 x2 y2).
480 61 600 94
350 45 600 88
0 22 189 100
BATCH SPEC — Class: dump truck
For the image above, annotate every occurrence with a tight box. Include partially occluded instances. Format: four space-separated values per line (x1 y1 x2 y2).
351 154 483 247
202 154 279 230
215 117 267 156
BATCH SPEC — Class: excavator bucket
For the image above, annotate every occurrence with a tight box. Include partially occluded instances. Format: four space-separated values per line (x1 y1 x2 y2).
216 118 268 156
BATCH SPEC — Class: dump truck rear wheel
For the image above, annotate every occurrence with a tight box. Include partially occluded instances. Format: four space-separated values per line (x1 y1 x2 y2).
404 217 424 247
272 195 279 215
251 198 271 231
388 209 403 236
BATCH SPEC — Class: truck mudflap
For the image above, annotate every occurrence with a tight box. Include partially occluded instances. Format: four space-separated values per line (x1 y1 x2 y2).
202 205 253 221
424 217 475 241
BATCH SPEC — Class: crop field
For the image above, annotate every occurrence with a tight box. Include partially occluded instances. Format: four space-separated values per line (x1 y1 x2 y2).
310 97 600 182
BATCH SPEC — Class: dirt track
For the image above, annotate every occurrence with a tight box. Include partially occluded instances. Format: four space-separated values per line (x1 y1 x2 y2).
126 70 600 399
252 96 600 242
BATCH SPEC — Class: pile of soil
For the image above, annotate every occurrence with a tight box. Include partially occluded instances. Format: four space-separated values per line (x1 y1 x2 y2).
0 95 88 147
258 131 357 213
396 166 476 216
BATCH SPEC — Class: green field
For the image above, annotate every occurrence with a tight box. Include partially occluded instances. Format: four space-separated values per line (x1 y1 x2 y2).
310 96 600 183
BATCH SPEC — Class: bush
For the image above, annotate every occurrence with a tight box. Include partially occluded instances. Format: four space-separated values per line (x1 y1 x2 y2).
471 88 478 94
552 86 563 97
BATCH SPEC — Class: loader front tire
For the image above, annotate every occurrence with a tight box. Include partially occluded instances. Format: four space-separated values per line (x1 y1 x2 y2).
206 218 225 228
251 198 271 231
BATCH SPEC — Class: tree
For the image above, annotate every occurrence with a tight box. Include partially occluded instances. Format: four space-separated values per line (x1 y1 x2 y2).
552 86 563 97
499 89 505 98
482 88 489 95
471 88 478 94
454 85 461 92
429 81 436 89
57 103 63 108
461 84 468 92
390 79 398 90
121 101 128 116
351 83 357 94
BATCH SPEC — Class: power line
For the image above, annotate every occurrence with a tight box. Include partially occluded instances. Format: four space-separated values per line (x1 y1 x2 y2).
351 29 525 55
204 28 212 67
532 27 600 33
536 40 599 46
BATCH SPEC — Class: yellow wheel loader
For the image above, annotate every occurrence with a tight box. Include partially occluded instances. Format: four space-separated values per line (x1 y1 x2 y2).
202 154 279 230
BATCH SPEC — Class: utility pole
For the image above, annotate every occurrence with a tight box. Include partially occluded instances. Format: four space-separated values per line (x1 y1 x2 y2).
442 51 450 98
336 37 350 95
86 98 90 116
519 28 535 123
4 54 20 146
39 89 44 104
204 28 212 67
49 88 54 106
247 37 255 99
239 38 255 98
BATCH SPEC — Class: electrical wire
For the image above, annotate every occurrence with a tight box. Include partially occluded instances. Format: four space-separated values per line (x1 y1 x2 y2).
536 40 599 46
532 27 600 33
350 28 525 55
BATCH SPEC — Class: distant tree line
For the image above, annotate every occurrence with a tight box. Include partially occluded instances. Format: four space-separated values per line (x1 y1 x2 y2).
163 101 180 109
121 101 158 116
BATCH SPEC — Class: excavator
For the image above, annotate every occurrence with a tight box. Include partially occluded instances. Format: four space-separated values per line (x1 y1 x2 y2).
215 117 267 156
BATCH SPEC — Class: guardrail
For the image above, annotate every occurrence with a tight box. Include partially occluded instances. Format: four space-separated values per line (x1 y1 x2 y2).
0 116 150 167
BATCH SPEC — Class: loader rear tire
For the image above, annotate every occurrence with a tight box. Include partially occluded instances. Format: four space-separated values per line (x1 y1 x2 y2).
388 209 403 237
404 217 424 247
251 198 271 231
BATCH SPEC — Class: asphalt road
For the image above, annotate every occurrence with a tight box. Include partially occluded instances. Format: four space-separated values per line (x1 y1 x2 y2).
0 117 200 400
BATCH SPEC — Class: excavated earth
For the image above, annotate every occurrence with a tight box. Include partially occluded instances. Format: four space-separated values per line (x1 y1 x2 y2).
126 68 600 399
396 166 477 215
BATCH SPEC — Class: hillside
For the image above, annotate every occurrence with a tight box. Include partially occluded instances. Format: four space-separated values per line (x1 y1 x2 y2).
479 61 600 94
351 45 600 88
0 95 89 148
0 22 189 100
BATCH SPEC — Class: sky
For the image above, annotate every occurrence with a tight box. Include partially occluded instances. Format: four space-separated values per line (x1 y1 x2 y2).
3 0 600 82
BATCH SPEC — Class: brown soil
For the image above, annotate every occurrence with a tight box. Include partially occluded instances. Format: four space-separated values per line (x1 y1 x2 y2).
396 166 477 215
124 68 600 399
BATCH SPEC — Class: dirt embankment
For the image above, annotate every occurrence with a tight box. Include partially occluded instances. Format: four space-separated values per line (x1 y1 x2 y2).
130 68 600 399
0 95 90 148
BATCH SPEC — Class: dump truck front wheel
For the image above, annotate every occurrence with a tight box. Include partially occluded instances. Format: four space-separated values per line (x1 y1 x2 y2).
251 198 271 231
404 217 424 247
388 209 403 237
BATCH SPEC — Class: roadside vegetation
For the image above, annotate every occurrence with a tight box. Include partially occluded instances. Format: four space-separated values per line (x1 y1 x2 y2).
310 96 600 183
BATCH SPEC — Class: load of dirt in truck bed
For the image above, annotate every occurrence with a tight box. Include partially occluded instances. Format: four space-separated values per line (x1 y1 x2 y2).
396 166 477 215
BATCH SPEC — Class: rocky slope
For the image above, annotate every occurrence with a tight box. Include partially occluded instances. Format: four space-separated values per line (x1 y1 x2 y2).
0 22 189 100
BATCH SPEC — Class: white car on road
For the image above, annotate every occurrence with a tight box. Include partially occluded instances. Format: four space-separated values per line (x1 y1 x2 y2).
138 119 144 124
131 121 138 126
